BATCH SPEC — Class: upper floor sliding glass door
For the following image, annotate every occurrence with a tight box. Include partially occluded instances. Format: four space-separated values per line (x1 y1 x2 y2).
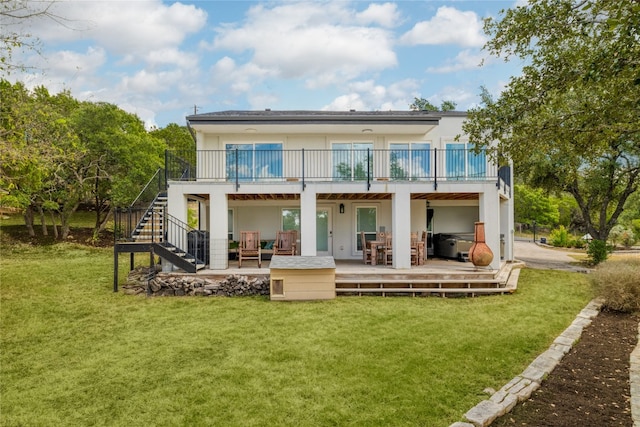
445 143 487 180
226 143 283 181
332 142 373 181
389 143 431 180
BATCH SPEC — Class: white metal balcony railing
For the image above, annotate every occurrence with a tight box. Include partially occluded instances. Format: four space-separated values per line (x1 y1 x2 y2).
166 148 511 192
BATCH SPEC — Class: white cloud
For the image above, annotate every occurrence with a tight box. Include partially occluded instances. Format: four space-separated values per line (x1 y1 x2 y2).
211 2 397 88
38 0 208 56
426 49 488 73
323 78 419 111
400 6 486 47
13 46 107 95
119 69 185 95
356 3 401 28
432 86 476 108
143 48 200 68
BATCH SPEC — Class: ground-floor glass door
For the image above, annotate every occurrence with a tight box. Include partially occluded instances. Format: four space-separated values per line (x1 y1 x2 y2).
316 208 332 256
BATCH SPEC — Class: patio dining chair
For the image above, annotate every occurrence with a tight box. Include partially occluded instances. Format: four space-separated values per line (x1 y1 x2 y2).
273 230 297 256
410 232 420 265
238 231 261 268
383 232 393 265
360 231 372 265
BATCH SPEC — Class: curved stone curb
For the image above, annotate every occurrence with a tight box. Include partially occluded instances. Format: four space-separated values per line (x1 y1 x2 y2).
632 322 640 427
450 298 604 427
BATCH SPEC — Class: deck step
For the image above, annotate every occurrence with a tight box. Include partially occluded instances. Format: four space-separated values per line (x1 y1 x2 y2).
335 287 514 296
335 278 501 285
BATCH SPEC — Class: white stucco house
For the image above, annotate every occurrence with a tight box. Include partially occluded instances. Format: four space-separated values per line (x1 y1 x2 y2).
152 109 513 272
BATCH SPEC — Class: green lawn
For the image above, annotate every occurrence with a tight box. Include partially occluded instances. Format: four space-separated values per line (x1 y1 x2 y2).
1 242 593 426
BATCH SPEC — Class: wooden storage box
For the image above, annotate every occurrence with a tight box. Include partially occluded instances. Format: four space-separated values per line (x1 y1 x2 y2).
269 256 336 301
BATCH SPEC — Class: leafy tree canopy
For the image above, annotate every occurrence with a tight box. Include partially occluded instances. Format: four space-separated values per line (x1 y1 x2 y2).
150 123 194 152
0 79 170 239
463 0 640 241
409 98 457 112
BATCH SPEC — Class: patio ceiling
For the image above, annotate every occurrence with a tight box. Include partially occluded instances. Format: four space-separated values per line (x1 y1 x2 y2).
222 193 479 201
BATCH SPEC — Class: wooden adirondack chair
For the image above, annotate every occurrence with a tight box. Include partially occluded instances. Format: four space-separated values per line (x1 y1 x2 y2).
238 231 261 268
273 230 297 256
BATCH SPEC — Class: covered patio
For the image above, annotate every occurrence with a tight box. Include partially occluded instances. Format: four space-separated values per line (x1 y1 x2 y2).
185 257 522 297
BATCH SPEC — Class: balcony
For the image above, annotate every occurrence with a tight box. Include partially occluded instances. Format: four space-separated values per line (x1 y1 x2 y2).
166 148 511 193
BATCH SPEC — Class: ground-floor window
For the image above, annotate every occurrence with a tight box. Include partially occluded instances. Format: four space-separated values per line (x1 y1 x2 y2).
355 206 377 251
281 208 300 233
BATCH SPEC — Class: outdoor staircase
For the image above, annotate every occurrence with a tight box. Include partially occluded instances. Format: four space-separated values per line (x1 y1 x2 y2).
131 193 167 242
118 192 206 274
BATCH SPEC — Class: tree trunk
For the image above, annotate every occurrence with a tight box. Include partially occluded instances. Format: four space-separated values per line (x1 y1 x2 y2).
97 207 113 233
50 211 59 239
23 206 35 237
37 205 48 236
60 202 81 240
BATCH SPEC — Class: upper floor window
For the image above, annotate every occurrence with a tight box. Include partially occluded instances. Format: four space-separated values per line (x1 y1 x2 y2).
332 142 373 181
389 142 431 180
445 142 486 180
226 143 283 181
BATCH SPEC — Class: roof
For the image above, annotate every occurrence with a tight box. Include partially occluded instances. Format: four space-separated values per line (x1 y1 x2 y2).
269 255 336 270
185 109 461 125
186 110 470 135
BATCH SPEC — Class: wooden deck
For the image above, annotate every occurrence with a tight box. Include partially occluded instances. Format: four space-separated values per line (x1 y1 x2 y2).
183 258 524 297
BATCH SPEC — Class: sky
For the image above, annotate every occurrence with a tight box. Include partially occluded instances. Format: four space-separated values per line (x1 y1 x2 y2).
7 0 525 129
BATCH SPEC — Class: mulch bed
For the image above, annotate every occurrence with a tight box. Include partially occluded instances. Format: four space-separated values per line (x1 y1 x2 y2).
493 309 638 426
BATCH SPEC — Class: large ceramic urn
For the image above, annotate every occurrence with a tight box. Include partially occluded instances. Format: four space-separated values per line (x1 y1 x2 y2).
469 222 494 267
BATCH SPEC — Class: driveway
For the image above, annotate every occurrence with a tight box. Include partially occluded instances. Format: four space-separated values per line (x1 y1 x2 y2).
513 240 589 273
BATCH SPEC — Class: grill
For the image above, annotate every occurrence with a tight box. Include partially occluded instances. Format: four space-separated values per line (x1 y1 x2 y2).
433 233 474 261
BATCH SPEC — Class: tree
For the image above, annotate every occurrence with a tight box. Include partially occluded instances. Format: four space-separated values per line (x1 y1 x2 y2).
1 80 165 240
0 80 78 237
150 123 194 152
463 0 640 241
70 102 165 237
0 0 69 74
514 184 559 227
409 98 457 112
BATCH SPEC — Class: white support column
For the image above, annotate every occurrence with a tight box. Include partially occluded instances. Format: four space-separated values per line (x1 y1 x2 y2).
167 184 188 223
479 189 501 270
300 189 317 256
209 191 228 269
392 188 411 269
164 184 189 272
500 198 514 262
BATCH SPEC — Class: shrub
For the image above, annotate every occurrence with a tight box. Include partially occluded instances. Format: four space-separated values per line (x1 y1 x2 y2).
631 219 640 241
591 257 640 313
549 225 570 247
618 228 637 248
572 236 586 249
587 239 610 265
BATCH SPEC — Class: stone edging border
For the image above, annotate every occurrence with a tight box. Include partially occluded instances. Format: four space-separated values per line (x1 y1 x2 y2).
450 298 605 427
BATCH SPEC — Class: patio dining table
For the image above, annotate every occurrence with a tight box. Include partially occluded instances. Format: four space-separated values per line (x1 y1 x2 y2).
367 240 386 266
367 238 425 266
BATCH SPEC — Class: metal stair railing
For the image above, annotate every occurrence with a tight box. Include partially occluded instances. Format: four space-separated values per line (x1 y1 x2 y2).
130 168 167 209
162 213 208 269
129 193 166 242
114 168 167 242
